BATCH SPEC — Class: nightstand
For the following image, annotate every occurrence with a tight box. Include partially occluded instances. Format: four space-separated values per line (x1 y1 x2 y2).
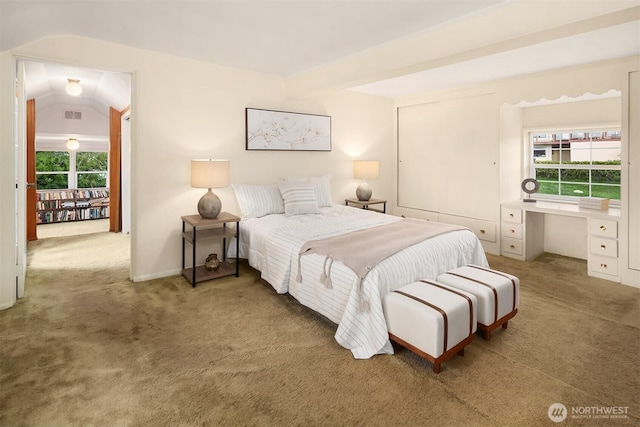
181 212 240 287
345 198 387 213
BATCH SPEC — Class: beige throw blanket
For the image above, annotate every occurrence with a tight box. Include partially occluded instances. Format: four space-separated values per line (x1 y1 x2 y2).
297 218 468 311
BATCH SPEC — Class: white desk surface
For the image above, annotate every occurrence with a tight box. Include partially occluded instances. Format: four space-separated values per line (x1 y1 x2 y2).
502 200 621 219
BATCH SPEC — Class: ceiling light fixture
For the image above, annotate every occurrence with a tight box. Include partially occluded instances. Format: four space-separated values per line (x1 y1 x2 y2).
65 79 82 96
66 137 79 151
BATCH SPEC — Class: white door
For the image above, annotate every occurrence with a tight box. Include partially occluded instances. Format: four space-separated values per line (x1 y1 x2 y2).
15 60 26 298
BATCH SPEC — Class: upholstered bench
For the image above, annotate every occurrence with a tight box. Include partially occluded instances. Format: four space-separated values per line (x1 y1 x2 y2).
382 280 477 373
437 265 519 340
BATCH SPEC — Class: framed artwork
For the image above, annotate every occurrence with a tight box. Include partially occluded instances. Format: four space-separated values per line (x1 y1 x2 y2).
245 108 331 151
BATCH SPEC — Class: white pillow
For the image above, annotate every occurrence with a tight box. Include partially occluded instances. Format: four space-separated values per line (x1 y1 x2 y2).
232 184 284 219
283 175 332 207
278 180 319 216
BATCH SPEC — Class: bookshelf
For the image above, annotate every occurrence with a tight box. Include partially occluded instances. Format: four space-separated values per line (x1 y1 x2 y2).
36 189 110 224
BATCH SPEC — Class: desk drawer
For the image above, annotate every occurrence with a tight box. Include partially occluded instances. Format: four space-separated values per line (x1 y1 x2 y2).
590 237 618 258
501 237 523 256
588 218 617 238
502 207 522 224
501 222 523 239
590 255 619 276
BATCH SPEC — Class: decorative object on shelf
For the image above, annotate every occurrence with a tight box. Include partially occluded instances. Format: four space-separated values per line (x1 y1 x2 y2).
354 160 379 201
65 79 82 96
521 178 539 203
245 108 331 151
204 253 221 271
66 137 79 150
579 197 610 211
191 159 230 219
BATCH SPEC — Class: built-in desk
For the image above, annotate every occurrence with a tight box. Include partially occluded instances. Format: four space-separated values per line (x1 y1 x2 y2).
501 201 621 282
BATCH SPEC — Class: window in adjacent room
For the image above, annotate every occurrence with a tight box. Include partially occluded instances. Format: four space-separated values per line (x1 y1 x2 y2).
36 150 108 190
35 151 70 190
529 129 621 203
76 151 108 188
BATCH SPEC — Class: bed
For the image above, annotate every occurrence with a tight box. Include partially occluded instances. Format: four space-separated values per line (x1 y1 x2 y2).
231 180 489 359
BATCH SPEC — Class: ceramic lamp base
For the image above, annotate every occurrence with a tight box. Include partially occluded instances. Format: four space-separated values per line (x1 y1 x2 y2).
356 182 372 201
198 189 222 219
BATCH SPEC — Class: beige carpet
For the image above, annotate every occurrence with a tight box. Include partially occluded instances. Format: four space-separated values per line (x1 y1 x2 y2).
0 232 638 426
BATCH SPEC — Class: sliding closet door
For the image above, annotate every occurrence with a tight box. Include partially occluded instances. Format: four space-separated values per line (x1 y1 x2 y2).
397 101 442 211
397 93 499 220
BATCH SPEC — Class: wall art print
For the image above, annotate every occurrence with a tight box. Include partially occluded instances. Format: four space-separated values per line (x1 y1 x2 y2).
245 108 331 151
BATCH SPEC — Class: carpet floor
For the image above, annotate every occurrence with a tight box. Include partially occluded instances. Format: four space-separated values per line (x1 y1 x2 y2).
0 231 638 426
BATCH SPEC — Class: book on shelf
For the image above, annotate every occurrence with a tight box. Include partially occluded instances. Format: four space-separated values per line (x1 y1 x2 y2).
36 188 110 223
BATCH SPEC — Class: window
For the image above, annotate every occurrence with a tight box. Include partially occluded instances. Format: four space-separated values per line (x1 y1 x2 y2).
36 151 69 190
36 150 108 190
530 129 621 202
76 152 108 188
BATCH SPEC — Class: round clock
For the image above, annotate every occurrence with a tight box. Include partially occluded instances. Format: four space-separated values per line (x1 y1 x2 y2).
521 178 539 203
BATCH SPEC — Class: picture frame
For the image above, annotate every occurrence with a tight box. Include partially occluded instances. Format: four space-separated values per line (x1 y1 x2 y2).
245 108 331 151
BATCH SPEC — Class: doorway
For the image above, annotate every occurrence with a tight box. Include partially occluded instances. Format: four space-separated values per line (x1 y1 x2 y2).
18 59 133 292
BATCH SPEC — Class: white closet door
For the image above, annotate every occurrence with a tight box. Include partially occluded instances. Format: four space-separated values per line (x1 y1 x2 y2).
397 93 499 220
397 101 442 212
628 71 639 271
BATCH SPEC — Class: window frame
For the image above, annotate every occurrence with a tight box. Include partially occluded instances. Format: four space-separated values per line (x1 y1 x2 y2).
35 148 109 190
524 124 622 207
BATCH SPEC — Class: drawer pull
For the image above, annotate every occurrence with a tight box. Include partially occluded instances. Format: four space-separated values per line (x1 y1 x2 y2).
480 229 485 234
510 245 515 249
509 213 514 218
601 263 608 268
600 225 607 231
510 229 515 233
600 244 606 250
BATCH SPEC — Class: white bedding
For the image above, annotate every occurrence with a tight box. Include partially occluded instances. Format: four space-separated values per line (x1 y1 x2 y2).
234 204 489 359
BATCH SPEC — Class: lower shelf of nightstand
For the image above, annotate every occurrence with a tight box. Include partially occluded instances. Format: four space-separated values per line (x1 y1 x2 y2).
182 261 237 285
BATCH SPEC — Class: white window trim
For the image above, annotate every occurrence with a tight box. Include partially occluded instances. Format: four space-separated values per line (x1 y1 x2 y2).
523 123 622 207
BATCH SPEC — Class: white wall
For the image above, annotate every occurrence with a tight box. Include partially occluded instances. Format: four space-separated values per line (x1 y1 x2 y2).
0 36 393 293
36 103 108 136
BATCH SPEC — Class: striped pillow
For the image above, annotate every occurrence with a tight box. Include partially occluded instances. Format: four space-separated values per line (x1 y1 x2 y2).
278 180 319 216
283 175 332 207
232 184 284 219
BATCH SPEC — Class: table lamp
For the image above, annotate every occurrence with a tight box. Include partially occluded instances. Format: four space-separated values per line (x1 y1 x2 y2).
353 160 379 201
191 159 230 219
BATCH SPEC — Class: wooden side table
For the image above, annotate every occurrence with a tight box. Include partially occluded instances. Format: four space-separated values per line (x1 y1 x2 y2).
181 212 240 287
345 198 387 213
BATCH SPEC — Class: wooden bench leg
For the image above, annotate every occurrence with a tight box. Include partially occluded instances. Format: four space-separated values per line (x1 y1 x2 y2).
433 363 441 374
502 320 509 329
457 348 465 357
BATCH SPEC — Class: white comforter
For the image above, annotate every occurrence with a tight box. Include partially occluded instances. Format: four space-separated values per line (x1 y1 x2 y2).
235 205 488 359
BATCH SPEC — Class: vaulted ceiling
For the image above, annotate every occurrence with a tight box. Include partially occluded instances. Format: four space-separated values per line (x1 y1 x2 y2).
2 0 639 110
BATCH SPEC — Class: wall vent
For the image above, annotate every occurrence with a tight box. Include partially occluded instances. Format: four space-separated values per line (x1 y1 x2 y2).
64 110 82 120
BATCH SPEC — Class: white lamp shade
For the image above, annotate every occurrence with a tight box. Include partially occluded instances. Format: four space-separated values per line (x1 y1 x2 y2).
191 159 230 189
65 79 82 96
66 138 79 150
353 160 379 180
